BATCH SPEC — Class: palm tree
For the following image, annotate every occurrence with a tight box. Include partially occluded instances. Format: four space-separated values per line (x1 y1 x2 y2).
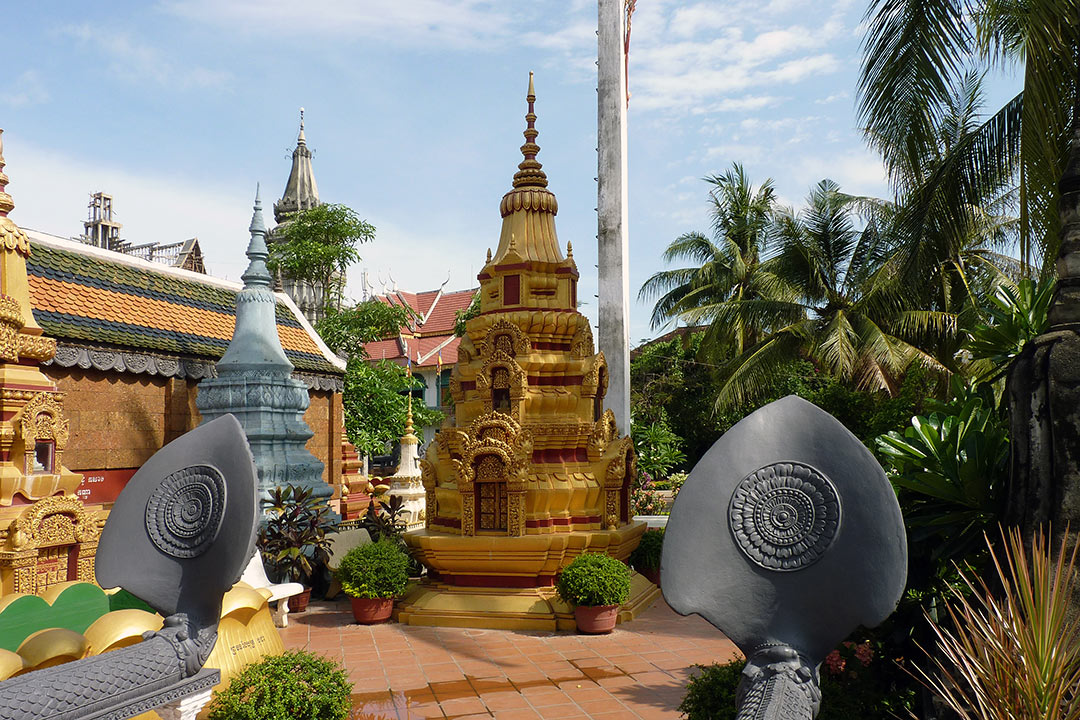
859 0 1079 267
638 164 797 358
714 181 950 409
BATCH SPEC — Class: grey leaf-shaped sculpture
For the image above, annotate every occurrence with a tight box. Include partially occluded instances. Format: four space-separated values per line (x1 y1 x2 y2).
0 414 259 720
661 396 907 719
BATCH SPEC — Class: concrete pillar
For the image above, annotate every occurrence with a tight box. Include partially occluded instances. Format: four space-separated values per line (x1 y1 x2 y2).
597 0 631 434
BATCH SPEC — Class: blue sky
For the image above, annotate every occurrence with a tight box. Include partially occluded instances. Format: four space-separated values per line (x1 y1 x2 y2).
2 0 1021 344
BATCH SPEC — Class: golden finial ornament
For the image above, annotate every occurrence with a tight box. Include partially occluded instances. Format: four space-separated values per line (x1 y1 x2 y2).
566 241 573 258
0 129 13 217
512 71 548 189
486 248 492 263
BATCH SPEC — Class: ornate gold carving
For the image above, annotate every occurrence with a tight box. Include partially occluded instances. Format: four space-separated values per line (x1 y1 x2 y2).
480 319 531 358
17 334 56 362
461 491 476 535
18 391 70 475
570 323 594 358
10 496 100 550
0 217 31 257
507 493 526 537
582 352 607 396
588 410 618 459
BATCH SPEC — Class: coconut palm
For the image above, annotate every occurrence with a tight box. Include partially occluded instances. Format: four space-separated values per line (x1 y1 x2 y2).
638 164 798 359
714 181 950 409
858 0 1079 267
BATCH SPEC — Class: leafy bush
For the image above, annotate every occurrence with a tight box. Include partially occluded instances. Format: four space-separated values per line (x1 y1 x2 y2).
876 390 1008 565
631 409 686 480
679 651 914 720
259 485 336 585
336 540 410 599
207 650 353 720
556 553 630 607
678 661 741 719
629 528 664 572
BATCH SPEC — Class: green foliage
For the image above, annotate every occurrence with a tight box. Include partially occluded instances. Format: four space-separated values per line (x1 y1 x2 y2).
877 389 1009 565
631 331 723 468
631 409 686 480
335 539 410 599
918 527 1080 720
629 528 664 572
269 203 374 313
258 485 336 585
967 275 1055 382
315 300 414 358
343 358 443 458
556 553 630 607
454 291 481 337
638 164 786 360
206 650 353 720
678 651 915 720
631 472 668 516
678 661 742 719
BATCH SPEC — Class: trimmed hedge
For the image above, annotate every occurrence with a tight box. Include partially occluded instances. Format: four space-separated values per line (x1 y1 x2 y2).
206 650 352 720
557 553 631 607
336 539 410 599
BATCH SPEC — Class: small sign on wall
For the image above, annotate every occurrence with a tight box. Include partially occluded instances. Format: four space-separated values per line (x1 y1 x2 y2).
76 468 138 505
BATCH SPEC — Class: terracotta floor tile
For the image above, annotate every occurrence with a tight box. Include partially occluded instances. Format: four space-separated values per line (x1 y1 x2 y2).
283 598 734 719
480 690 532 711
437 696 489 716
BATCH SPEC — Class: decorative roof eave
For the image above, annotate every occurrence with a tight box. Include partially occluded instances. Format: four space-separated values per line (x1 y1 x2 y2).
44 341 344 392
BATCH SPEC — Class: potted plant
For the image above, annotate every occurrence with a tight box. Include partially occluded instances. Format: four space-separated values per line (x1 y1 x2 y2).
207 649 353 720
258 484 336 612
557 552 631 634
629 528 664 587
336 539 410 623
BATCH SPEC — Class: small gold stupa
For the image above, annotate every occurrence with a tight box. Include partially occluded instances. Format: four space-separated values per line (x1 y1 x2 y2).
399 75 655 630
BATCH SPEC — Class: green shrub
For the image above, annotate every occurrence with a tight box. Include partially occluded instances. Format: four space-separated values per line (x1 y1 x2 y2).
557 553 630 607
207 650 353 720
679 661 742 719
629 528 664 572
336 539 410 599
679 653 915 720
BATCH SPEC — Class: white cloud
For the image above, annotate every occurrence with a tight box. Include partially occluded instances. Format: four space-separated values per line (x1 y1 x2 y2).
60 24 231 90
161 0 515 50
1 71 49 108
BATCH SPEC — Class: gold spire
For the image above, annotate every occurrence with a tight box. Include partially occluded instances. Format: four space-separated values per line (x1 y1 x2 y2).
0 130 13 217
512 71 548 189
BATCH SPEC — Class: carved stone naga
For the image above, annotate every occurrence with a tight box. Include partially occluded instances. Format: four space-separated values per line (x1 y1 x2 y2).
0 414 259 720
662 396 908 719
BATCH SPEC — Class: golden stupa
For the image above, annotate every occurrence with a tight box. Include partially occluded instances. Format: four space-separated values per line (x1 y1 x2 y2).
399 75 656 630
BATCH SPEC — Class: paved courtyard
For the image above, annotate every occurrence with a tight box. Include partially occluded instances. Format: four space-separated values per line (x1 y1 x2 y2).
280 598 739 719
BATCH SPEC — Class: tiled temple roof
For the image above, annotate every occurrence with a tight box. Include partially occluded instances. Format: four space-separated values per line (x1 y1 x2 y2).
23 231 345 379
367 287 477 368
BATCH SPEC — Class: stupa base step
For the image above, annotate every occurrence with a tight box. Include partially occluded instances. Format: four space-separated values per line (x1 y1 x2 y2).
393 571 660 631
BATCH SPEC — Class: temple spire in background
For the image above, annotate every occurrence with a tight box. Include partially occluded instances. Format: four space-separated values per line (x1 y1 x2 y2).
273 107 320 224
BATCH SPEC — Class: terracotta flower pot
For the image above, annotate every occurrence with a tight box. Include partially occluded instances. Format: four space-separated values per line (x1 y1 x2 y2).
291 587 312 613
574 604 619 634
638 567 661 588
351 597 394 624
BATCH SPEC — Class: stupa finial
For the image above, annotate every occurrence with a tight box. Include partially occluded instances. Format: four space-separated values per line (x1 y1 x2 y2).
241 185 271 288
512 71 548 189
0 129 13 218
298 107 307 144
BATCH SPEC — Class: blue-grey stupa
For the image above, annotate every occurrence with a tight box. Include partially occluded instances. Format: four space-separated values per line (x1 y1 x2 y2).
196 187 328 501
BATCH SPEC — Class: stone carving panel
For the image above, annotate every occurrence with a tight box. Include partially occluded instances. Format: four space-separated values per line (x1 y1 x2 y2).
145 465 227 559
728 462 841 572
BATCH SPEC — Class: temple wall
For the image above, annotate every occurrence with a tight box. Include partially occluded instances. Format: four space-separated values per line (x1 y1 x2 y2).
43 367 341 499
